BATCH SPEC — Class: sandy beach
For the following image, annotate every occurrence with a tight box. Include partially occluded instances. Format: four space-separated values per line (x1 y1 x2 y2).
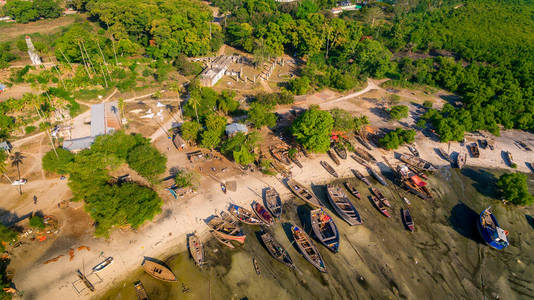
2 83 533 299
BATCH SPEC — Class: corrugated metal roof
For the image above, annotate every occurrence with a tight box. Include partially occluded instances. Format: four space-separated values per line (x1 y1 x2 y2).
63 136 95 151
225 123 248 135
91 103 106 137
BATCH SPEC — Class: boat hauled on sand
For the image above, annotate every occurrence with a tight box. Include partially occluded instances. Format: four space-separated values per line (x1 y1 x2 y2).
291 225 327 273
207 215 246 247
320 160 339 178
286 179 323 208
264 187 282 218
327 149 340 165
396 164 432 200
333 143 347 159
228 203 264 225
142 258 177 282
398 153 438 172
310 209 340 253
370 187 391 207
351 169 371 186
326 184 362 225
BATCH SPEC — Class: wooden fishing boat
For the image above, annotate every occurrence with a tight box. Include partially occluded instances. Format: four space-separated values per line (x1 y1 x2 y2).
220 210 239 226
370 187 391 207
398 153 438 172
228 203 263 225
291 225 327 272
505 151 513 166
437 148 450 162
402 209 415 232
270 146 290 165
351 169 371 186
290 155 303 168
310 209 340 253
253 258 260 275
333 143 347 159
457 152 467 169
478 207 509 250
206 215 246 245
406 144 419 157
92 257 113 272
356 135 373 150
469 143 480 158
142 258 177 282
396 165 432 200
367 166 387 186
221 183 227 194
344 181 360 199
327 149 340 165
478 139 488 149
320 160 338 178
188 233 205 267
264 187 282 218
488 140 495 150
260 230 295 269
134 281 149 300
326 184 362 225
210 230 236 249
286 179 323 208
370 196 390 217
354 147 377 163
350 154 368 166
77 270 95 292
252 201 274 225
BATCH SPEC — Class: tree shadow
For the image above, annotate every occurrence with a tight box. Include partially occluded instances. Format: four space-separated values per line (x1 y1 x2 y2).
460 168 499 198
310 183 326 207
369 107 388 121
0 209 32 228
421 128 441 142
439 94 463 107
296 205 312 231
376 162 395 182
527 162 534 173
525 215 534 230
450 151 459 168
448 202 483 243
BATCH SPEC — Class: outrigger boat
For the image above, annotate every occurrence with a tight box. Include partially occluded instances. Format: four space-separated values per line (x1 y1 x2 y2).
291 225 327 273
406 144 419 157
142 258 177 282
188 233 205 267
333 143 347 159
469 143 480 158
207 215 246 247
457 152 467 169
228 203 263 225
134 281 149 300
351 169 371 186
320 160 339 178
477 207 509 250
92 257 113 272
402 209 415 232
264 187 282 218
354 147 377 163
310 209 340 253
327 149 340 165
260 230 295 269
370 196 390 217
326 184 362 225
344 181 361 199
396 165 432 200
77 270 95 292
286 179 323 208
370 187 391 207
398 154 438 172
252 201 274 225
367 166 387 186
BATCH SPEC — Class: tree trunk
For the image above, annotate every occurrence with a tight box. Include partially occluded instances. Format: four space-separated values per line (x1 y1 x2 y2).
16 164 21 195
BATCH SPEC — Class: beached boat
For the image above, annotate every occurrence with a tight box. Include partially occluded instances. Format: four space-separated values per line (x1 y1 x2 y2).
220 210 239 226
505 151 513 166
327 149 340 165
398 154 438 172
290 155 303 168
92 257 113 272
402 209 415 232
351 169 371 186
221 183 227 194
77 270 95 292
370 196 390 217
270 146 290 165
142 258 177 282
354 147 377 163
320 160 338 178
310 209 340 253
367 166 387 186
344 181 361 199
210 231 236 249
291 225 327 273
477 207 509 250
207 215 246 245
457 152 467 169
188 234 205 267
356 135 373 150
252 201 274 225
134 281 149 300
469 143 480 158
488 140 495 150
478 139 488 149
406 144 419 157
333 143 347 159
396 165 432 200
228 203 263 225
264 187 282 218
370 187 391 207
286 179 323 208
437 148 450 162
350 154 367 167
253 258 260 275
326 184 362 225
260 231 295 269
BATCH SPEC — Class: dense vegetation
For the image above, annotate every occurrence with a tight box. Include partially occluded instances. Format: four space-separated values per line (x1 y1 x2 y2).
496 172 534 206
5 0 62 23
291 106 333 153
42 131 165 236
379 128 416 150
221 131 261 166
389 105 409 121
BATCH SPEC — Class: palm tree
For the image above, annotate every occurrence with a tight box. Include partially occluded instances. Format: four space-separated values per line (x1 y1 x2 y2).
10 152 25 195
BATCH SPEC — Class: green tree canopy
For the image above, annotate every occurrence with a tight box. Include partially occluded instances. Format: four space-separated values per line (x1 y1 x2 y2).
389 105 409 120
291 106 334 153
247 103 276 128
42 148 75 175
127 144 167 180
496 172 534 206
181 121 202 143
379 128 416 150
29 215 45 229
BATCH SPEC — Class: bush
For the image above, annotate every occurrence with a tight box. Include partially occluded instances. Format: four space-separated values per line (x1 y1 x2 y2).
379 128 416 150
291 106 334 153
389 105 409 120
511 163 517 169
423 101 433 109
416 119 426 129
127 144 167 180
174 55 203 76
254 92 294 106
288 76 311 95
25 125 36 134
0 224 17 252
29 215 45 229
496 172 534 205
248 103 276 128
42 148 75 174
175 169 199 190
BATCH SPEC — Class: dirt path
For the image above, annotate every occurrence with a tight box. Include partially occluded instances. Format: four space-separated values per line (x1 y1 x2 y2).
319 79 380 108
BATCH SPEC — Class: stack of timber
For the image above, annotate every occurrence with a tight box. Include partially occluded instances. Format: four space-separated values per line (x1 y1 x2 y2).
354 147 377 163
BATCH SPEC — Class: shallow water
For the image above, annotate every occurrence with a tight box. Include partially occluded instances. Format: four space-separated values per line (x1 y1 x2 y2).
100 167 534 300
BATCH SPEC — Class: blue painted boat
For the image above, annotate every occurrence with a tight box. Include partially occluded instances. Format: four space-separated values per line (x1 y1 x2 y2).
477 207 509 250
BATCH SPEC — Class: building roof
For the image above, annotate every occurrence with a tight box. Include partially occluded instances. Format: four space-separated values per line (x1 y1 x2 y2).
225 123 248 136
63 136 96 152
91 101 120 137
0 141 12 150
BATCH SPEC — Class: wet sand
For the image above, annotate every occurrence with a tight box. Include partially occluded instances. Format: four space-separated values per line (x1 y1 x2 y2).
101 167 534 300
